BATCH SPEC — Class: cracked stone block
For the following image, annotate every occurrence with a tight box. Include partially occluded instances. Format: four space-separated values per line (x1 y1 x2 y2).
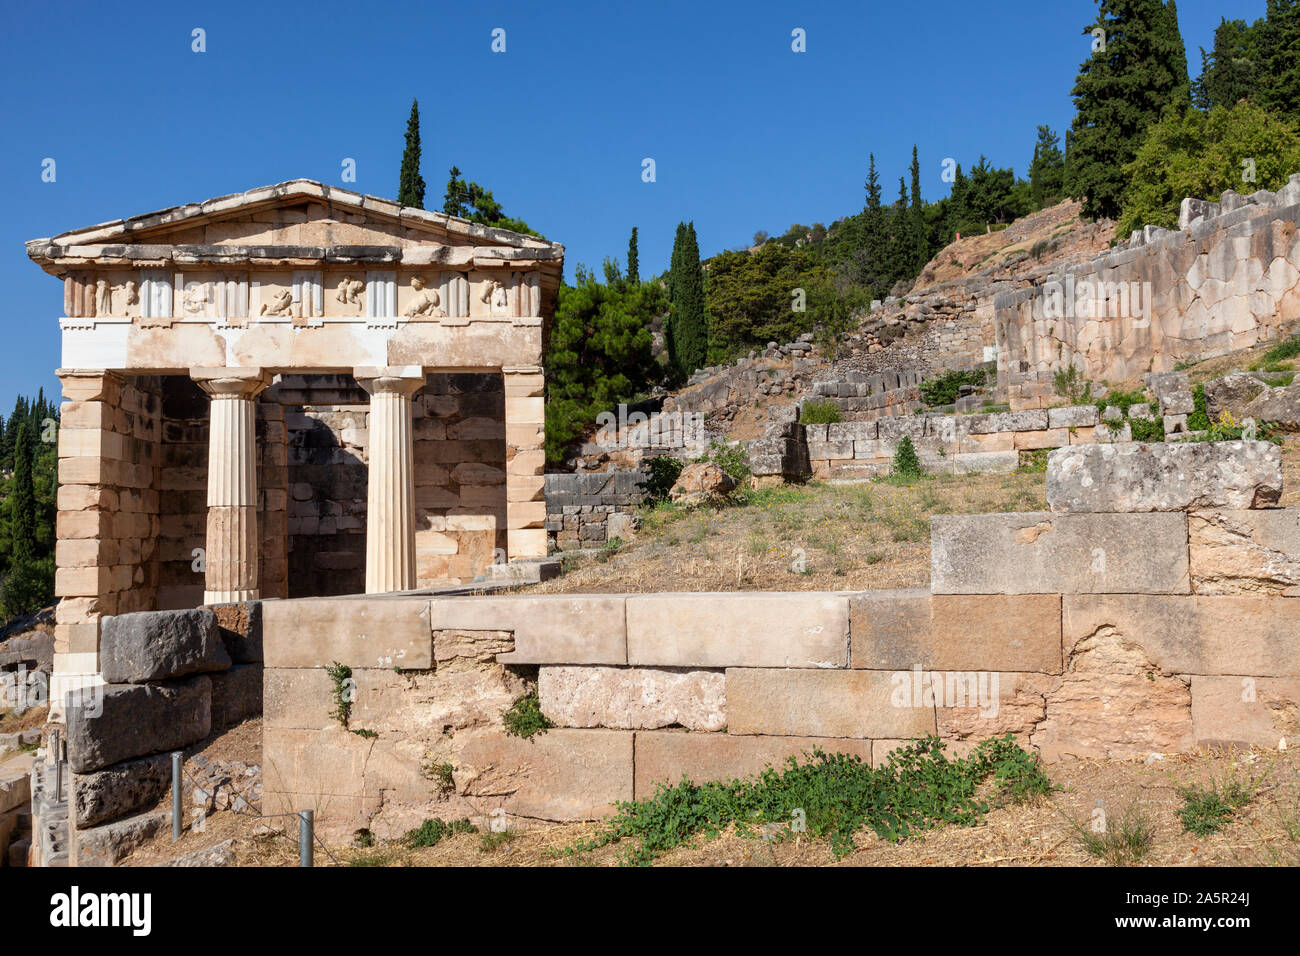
1189 509 1300 595
100 608 230 683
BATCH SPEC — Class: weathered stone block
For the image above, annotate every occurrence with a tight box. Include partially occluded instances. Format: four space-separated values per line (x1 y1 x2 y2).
262 667 337 731
538 666 725 731
212 600 263 663
931 512 1190 594
100 608 230 683
627 592 848 668
1048 405 1100 429
75 809 171 867
262 597 432 669
1189 509 1300 595
725 668 936 738
66 676 211 773
454 728 632 821
433 594 627 665
1190 675 1300 748
849 591 1062 672
633 731 874 796
72 752 172 828
1063 594 1300 677
210 663 263 728
1047 441 1282 512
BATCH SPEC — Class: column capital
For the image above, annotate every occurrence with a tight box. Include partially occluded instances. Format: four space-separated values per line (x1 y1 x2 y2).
191 367 271 399
354 366 425 398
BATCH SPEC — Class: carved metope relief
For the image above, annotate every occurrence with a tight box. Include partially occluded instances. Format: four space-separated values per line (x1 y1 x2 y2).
181 276 210 316
479 276 510 316
120 278 140 317
96 278 112 316
404 274 445 318
335 275 365 314
259 289 293 317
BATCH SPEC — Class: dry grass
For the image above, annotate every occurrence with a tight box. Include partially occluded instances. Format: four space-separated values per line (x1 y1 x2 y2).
531 469 1049 595
121 744 1300 868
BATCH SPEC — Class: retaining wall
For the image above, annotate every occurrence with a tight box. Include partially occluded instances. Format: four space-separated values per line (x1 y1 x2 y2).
263 468 1300 839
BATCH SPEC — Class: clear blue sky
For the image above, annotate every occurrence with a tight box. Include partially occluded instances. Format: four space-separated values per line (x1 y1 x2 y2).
0 0 1266 412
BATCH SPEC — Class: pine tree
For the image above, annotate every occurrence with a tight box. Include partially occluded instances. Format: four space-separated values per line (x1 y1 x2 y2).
397 99 426 209
667 222 709 378
1067 0 1191 220
861 153 888 300
627 227 639 284
1258 0 1300 117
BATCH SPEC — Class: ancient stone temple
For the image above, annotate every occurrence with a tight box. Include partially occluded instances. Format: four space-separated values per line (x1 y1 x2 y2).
26 180 562 705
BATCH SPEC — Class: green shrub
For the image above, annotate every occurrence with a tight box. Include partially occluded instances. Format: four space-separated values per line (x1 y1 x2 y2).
919 369 987 407
1187 383 1211 431
325 661 353 727
1053 365 1091 405
640 456 684 503
1129 416 1166 443
1262 335 1300 365
0 556 54 621
564 735 1052 865
892 435 925 480
404 817 477 849
800 400 843 424
696 441 751 482
503 691 553 739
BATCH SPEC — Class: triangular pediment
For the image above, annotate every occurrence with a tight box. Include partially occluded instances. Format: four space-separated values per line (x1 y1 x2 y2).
27 180 562 276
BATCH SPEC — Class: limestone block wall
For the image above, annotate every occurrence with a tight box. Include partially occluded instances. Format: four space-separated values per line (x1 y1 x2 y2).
544 472 647 551
996 177 1300 406
62 604 262 866
805 368 929 421
55 373 163 684
260 442 1300 840
804 405 1109 480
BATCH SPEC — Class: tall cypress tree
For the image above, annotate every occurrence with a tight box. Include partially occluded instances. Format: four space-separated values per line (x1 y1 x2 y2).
1193 18 1259 110
1067 0 1190 220
908 145 927 272
10 422 35 562
862 153 887 300
627 227 639 284
667 222 708 378
1028 126 1066 207
398 99 426 209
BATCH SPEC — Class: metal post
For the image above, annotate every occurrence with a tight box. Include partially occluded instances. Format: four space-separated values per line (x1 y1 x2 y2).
172 752 183 842
300 810 313 867
51 729 62 803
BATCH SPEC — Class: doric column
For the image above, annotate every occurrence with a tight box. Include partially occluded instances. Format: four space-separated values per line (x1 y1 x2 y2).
503 365 547 558
354 366 424 593
192 368 270 604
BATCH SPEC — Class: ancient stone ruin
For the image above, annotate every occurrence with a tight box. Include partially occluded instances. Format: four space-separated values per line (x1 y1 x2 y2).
26 180 563 713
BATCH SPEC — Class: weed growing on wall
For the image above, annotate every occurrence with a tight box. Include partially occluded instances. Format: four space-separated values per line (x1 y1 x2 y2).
1188 383 1211 431
799 400 843 424
563 735 1052 865
325 661 353 727
503 691 553 739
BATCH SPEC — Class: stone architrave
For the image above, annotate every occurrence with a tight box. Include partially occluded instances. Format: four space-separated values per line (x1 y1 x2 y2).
191 368 270 604
354 367 425 593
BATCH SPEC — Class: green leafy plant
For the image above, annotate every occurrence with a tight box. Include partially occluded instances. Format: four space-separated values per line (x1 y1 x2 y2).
1129 416 1166 443
422 761 456 795
800 400 843 424
640 456 684 503
1053 365 1091 405
1188 383 1211 431
892 435 925 480
503 691 554 739
920 369 987 407
351 728 378 739
404 817 477 849
564 735 1051 865
696 440 751 482
325 661 353 728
